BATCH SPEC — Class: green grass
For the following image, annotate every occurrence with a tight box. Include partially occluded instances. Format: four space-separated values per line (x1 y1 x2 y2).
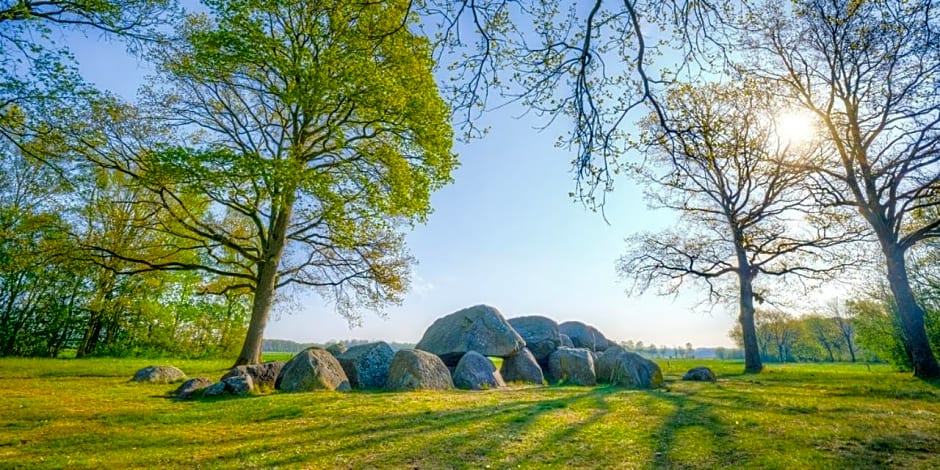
1 358 938 469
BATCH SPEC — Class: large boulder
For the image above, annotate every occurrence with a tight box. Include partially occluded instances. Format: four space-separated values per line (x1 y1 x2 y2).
683 366 717 382
385 349 454 392
415 305 525 366
507 315 561 362
499 348 544 385
221 361 285 390
132 365 186 384
558 321 610 352
336 342 395 389
597 348 663 389
276 347 351 392
174 377 214 399
452 351 505 390
546 347 596 386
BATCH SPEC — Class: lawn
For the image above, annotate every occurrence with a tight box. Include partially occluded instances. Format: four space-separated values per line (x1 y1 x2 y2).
1 357 938 469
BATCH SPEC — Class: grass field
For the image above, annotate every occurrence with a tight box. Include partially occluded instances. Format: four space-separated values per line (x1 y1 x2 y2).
1 357 938 469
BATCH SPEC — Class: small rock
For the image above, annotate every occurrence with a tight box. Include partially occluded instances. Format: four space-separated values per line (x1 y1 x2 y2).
221 361 284 390
559 334 574 348
132 365 186 384
174 377 214 399
203 381 227 397
682 366 717 382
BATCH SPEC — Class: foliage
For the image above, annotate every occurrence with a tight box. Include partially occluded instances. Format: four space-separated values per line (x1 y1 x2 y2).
1 358 938 468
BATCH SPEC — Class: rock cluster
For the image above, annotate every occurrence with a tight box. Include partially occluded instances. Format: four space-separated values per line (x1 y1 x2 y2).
149 304 681 399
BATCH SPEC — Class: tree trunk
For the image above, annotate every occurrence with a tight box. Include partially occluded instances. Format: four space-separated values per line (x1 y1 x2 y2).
234 193 295 366
738 271 763 373
882 244 940 379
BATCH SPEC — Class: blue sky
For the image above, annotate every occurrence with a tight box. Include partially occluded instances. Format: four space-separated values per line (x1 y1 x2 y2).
61 20 741 349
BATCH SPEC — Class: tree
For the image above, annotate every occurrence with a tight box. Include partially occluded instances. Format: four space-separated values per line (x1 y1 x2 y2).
739 0 940 378
825 300 858 363
619 82 855 373
77 0 456 365
415 1 733 206
804 314 843 362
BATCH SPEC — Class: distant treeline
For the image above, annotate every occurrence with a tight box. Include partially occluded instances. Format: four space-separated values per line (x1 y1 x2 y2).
263 339 416 353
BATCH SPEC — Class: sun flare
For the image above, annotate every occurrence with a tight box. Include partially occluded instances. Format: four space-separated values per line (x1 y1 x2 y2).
775 110 817 147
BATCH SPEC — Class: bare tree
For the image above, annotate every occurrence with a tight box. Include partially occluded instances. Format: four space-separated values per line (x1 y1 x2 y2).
739 0 940 378
619 81 858 373
418 0 733 206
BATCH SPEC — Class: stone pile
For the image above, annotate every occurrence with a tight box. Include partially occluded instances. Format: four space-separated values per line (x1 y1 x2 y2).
143 304 719 399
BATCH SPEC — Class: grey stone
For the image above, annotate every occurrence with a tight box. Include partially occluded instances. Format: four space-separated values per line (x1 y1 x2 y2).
499 348 544 385
595 346 624 383
326 343 347 356
221 361 284 390
559 334 574 348
203 381 227 397
415 304 525 366
174 377 214 399
598 348 663 389
276 347 351 392
547 347 596 386
453 351 505 390
558 321 610 352
224 374 253 395
507 315 561 362
385 349 454 391
336 342 395 389
682 366 717 382
132 365 186 384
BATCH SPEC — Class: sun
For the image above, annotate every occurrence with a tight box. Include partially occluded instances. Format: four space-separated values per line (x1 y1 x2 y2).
775 110 817 147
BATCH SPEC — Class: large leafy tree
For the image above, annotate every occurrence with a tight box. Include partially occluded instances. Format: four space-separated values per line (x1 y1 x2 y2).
738 0 940 378
80 0 456 365
619 82 856 373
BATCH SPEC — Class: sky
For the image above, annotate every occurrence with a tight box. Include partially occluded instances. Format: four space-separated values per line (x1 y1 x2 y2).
59 17 744 349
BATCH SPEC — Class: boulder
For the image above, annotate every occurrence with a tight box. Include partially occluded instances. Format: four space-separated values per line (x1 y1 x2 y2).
174 377 214 399
595 346 624 383
546 347 596 386
203 374 255 397
326 343 347 356
499 348 544 385
559 334 574 348
507 315 561 362
385 349 454 391
682 366 717 382
203 381 227 397
132 365 186 384
221 361 285 390
452 351 505 390
276 347 351 392
598 349 663 389
336 341 395 389
415 304 525 366
558 321 610 352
